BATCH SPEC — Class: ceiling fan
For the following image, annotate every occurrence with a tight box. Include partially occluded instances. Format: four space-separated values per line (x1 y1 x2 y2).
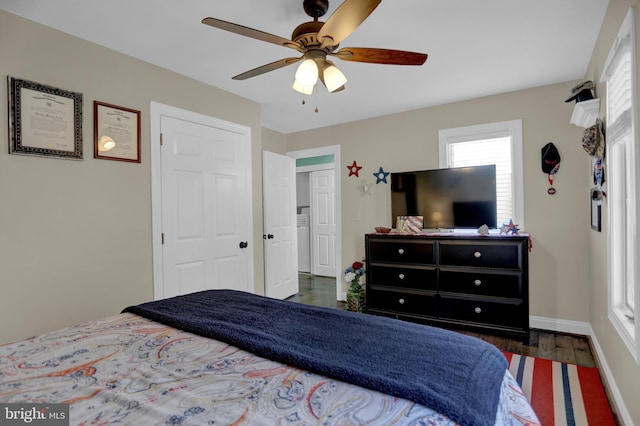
202 0 428 95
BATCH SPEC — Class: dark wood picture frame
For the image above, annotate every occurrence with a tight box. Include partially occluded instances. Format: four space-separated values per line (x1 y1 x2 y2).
94 101 141 163
591 187 602 232
7 76 83 160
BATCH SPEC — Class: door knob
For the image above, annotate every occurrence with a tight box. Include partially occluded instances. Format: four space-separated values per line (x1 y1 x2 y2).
262 234 274 239
239 241 248 249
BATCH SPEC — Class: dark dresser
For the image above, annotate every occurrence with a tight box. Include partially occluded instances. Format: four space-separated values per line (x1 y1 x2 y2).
365 232 530 340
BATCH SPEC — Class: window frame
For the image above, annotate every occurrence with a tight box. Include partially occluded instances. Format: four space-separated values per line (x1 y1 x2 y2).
601 7 640 364
438 119 525 230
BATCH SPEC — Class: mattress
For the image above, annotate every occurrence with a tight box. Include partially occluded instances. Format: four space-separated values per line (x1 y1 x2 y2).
0 311 539 425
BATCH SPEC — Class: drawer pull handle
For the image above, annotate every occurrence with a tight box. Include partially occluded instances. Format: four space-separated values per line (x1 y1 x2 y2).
398 273 405 280
398 248 405 255
399 298 405 305
474 307 482 314
474 279 482 286
473 251 482 258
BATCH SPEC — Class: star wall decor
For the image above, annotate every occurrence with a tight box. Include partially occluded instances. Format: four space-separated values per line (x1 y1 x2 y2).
373 166 390 184
356 180 374 196
346 161 363 177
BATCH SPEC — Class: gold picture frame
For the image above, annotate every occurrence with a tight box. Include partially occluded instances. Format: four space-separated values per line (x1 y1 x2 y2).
94 101 141 163
7 76 83 160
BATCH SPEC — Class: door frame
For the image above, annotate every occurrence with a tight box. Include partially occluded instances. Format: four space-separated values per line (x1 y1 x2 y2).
286 145 343 301
150 101 254 300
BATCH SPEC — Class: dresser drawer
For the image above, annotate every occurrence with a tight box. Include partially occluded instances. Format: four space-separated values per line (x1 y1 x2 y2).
438 297 526 328
368 238 435 264
439 240 523 269
369 264 437 290
366 289 437 316
439 270 523 298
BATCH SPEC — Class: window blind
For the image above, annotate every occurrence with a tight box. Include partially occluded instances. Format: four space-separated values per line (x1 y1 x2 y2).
448 137 512 226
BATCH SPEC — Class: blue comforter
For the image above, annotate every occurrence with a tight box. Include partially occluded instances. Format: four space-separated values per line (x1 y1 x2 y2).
123 289 507 426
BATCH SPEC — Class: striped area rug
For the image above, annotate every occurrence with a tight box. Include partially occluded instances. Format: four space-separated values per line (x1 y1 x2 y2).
503 352 616 426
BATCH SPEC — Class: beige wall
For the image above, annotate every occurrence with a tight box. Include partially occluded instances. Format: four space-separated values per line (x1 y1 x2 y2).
286 82 591 320
0 11 265 343
584 0 640 423
262 127 288 154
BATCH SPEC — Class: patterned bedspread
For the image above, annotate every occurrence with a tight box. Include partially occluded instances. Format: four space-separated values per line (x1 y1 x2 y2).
0 313 540 425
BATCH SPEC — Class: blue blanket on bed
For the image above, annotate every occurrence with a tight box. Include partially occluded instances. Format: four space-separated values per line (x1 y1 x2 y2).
123 290 507 426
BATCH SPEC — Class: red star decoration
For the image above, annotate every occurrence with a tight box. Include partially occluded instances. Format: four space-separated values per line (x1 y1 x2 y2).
346 161 363 177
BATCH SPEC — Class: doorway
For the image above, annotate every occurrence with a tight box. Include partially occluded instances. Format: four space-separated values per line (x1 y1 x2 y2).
287 145 343 301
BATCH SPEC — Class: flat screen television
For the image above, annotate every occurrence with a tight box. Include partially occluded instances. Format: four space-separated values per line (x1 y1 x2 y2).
390 165 497 229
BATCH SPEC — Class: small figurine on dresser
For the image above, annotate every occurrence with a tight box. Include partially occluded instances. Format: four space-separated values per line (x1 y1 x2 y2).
500 219 520 235
477 224 490 235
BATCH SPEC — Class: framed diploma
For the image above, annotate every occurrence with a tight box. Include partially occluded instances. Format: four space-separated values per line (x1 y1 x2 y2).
94 101 141 163
7 77 83 160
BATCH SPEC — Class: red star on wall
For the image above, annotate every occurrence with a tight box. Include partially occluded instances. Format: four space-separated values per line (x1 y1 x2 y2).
346 161 363 177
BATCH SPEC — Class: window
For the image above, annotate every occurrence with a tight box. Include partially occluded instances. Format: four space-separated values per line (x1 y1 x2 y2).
438 120 524 229
601 7 640 363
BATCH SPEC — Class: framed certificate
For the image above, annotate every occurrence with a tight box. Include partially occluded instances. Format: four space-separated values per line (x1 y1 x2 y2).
7 77 83 160
94 101 141 163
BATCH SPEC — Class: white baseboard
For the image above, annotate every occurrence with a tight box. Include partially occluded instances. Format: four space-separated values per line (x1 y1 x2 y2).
530 315 591 335
531 316 632 425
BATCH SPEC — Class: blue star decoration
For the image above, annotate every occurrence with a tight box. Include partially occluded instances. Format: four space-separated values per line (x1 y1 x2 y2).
373 167 390 184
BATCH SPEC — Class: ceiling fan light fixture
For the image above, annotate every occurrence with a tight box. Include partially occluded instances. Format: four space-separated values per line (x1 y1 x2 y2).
295 58 319 87
323 64 347 92
293 79 314 95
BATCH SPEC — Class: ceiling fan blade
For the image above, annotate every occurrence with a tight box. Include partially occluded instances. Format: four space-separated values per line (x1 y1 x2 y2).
317 0 381 48
333 47 428 65
232 57 302 80
202 17 303 51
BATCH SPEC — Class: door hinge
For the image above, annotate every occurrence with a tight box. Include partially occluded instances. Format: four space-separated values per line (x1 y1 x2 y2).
161 233 165 244
160 133 163 146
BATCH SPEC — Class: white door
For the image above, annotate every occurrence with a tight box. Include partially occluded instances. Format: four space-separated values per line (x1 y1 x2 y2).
263 151 299 299
311 169 336 277
159 115 252 298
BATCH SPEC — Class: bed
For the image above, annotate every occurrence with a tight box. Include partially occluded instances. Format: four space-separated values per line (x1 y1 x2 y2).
0 290 539 425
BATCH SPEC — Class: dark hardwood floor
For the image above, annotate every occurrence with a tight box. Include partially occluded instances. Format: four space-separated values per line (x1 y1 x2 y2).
288 273 596 367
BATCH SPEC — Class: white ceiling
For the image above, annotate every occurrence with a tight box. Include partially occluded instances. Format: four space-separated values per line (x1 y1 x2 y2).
0 0 609 134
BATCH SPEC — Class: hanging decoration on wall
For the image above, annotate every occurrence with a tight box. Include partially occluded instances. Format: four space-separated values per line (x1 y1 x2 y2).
593 156 605 187
590 154 606 233
541 142 561 195
356 180 374 196
564 80 595 103
582 117 605 159
373 166 390 184
346 160 363 177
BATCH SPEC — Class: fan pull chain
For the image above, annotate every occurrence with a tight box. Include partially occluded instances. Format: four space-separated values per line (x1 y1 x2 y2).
298 89 319 113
